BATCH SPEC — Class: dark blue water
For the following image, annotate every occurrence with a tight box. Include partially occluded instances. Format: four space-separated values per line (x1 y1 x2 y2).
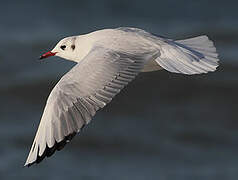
1 0 238 179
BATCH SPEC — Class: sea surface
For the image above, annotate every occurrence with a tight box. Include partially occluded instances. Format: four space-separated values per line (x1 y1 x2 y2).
0 0 238 179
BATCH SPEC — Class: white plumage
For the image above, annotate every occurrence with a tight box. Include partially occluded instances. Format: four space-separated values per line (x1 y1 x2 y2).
25 27 219 166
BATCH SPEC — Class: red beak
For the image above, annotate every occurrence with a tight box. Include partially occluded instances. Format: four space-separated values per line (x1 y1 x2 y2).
39 51 57 60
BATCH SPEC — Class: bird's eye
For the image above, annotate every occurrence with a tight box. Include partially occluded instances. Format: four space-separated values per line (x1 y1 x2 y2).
60 45 66 50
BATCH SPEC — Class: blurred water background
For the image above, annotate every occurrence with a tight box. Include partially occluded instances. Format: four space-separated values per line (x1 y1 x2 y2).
0 0 238 179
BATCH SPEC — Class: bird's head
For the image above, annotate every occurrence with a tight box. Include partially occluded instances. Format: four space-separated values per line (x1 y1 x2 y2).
39 36 80 62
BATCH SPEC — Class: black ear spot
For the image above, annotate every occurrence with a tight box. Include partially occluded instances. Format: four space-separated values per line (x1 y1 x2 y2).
60 45 66 50
71 44 75 50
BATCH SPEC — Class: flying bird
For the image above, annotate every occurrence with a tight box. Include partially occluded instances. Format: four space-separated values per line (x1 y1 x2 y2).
25 27 219 166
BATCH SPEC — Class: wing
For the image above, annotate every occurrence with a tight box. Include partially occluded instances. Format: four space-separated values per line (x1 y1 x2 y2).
117 28 219 74
25 46 152 166
155 36 219 75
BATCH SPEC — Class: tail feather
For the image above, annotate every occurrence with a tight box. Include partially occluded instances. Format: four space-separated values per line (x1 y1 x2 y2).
155 35 219 75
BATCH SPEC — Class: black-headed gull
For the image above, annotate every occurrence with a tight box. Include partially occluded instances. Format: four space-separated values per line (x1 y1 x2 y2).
25 27 219 166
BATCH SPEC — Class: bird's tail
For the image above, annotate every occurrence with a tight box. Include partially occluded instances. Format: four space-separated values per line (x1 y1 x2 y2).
153 35 219 74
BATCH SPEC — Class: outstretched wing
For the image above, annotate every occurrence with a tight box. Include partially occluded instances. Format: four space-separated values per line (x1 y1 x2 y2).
155 36 219 74
117 27 219 74
25 46 152 166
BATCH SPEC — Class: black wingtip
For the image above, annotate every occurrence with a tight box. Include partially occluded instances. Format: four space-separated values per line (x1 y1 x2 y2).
25 131 78 167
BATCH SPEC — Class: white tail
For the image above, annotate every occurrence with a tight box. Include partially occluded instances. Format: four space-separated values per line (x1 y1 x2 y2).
155 35 219 75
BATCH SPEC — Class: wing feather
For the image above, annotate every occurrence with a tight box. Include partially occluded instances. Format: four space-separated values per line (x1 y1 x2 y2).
25 47 152 166
155 36 219 75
